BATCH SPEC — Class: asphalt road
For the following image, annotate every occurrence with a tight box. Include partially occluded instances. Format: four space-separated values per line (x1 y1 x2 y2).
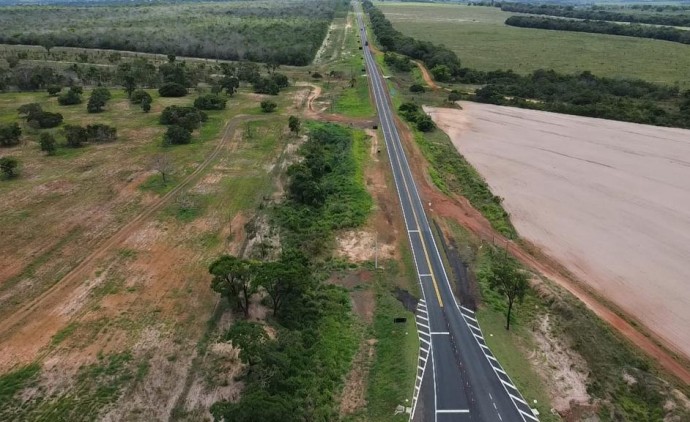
355 5 539 422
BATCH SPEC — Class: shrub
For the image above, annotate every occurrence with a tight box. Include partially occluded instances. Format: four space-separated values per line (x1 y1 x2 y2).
87 87 111 113
448 90 462 102
416 114 435 132
311 72 323 79
164 125 192 145
29 111 63 129
194 94 226 110
63 124 87 148
86 124 117 143
272 73 289 88
39 132 57 155
47 85 62 96
158 82 187 97
253 78 279 95
0 156 19 179
0 123 21 147
57 87 83 105
260 100 277 113
409 84 425 93
160 106 207 130
130 89 152 105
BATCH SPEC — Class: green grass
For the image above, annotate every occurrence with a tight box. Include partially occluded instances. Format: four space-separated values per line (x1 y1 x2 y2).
366 272 418 421
0 363 40 404
333 79 374 117
378 2 690 88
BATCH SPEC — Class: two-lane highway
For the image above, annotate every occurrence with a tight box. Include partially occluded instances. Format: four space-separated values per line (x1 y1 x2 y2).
355 4 539 422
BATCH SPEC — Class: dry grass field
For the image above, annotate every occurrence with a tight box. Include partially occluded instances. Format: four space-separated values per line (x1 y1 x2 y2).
426 102 690 361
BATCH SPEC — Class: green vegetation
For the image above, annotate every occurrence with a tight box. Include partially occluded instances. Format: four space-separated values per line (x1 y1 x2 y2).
505 15 690 46
477 250 528 330
0 156 19 179
377 3 690 88
0 122 21 146
210 123 368 421
0 0 345 65
499 2 690 27
0 363 40 406
366 279 417 422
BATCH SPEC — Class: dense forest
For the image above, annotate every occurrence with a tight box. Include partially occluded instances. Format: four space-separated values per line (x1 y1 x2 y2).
362 0 462 81
500 3 690 27
505 15 690 46
0 0 346 65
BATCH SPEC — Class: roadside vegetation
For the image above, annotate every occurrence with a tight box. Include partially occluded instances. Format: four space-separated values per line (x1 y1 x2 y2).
0 0 347 65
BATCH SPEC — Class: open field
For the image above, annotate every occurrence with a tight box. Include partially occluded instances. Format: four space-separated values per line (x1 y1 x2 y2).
0 86 298 419
377 2 690 88
426 102 690 362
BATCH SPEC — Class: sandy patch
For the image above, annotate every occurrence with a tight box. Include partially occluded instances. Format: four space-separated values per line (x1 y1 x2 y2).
427 102 690 362
339 338 377 416
336 230 395 262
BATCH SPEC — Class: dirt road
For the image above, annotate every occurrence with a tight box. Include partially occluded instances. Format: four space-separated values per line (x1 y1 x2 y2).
423 103 690 383
0 114 264 371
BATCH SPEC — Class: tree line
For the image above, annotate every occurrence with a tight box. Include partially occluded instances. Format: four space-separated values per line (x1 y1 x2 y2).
362 0 462 81
499 3 690 28
0 0 346 66
505 15 690 46
209 123 369 421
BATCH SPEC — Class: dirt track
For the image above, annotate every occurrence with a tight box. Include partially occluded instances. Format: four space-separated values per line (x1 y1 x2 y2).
424 103 690 382
0 114 263 371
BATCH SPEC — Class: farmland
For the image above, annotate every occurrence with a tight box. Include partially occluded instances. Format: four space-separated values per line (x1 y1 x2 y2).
0 0 346 65
377 2 690 88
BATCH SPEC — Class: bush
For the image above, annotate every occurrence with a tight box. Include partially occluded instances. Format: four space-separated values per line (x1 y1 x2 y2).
194 94 226 110
29 111 63 129
409 84 425 93
39 132 57 155
86 124 117 143
272 73 289 88
47 85 61 96
0 156 19 179
416 114 435 132
164 125 192 145
63 124 87 148
57 87 83 105
160 106 207 131
158 82 188 97
253 78 279 95
311 72 323 79
0 123 21 147
260 100 277 113
130 89 152 105
448 90 462 102
398 102 420 122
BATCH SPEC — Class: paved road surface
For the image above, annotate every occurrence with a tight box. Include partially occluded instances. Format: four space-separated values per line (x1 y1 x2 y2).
355 5 539 422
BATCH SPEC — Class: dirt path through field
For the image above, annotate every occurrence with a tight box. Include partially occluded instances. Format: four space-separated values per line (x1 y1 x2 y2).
413 60 440 90
419 104 690 384
0 114 266 371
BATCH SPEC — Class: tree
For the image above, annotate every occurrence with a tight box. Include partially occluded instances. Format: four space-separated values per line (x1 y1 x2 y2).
130 89 152 105
209 255 257 318
0 156 19 179
271 73 289 88
87 87 111 113
158 82 188 97
409 84 425 93
448 90 462 102
225 321 268 366
253 78 279 95
416 114 435 132
163 125 192 146
0 123 21 147
57 86 83 105
288 116 300 135
141 98 151 113
478 252 529 330
86 124 117 143
151 153 173 185
260 100 277 113
431 65 451 82
39 132 57 155
160 106 206 131
63 124 87 148
220 75 240 96
256 250 311 316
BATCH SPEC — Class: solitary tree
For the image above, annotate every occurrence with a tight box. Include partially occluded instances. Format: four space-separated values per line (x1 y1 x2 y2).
209 255 257 318
479 251 529 330
0 156 19 179
255 250 311 316
0 123 22 147
260 100 277 113
39 132 57 155
288 116 301 136
87 87 111 113
151 153 173 185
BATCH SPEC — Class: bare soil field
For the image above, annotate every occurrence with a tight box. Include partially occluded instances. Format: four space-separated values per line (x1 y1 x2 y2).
426 102 690 362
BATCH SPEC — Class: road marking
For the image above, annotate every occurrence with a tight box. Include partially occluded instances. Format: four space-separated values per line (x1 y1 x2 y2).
467 323 481 332
460 305 475 314
519 408 540 421
431 331 450 335
463 314 478 323
420 337 431 345
416 321 430 330
501 378 517 390
436 409 470 413
494 366 507 375
419 274 432 277
510 393 527 405
408 229 420 233
417 314 429 322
